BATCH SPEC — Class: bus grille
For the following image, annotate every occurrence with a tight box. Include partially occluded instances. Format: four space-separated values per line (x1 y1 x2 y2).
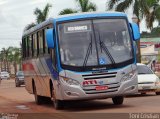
82 72 119 94
82 72 117 80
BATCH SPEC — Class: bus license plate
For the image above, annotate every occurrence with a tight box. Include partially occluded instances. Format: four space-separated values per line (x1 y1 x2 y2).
142 86 150 89
95 86 108 91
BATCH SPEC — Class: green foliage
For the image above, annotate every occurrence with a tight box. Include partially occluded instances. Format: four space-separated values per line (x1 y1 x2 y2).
106 0 160 30
59 8 77 15
141 26 160 38
59 0 97 15
24 23 36 31
158 51 160 62
34 3 52 24
76 0 97 12
0 47 21 73
24 3 52 31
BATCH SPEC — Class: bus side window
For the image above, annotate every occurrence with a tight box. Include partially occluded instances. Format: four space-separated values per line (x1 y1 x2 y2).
38 30 44 55
22 38 26 58
25 37 29 57
42 29 47 54
43 28 50 54
50 49 57 70
28 35 32 57
37 32 39 56
33 33 38 57
31 34 34 57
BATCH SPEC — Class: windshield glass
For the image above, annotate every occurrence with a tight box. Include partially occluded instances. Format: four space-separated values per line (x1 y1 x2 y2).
17 72 24 76
58 18 133 69
137 65 153 74
94 19 132 64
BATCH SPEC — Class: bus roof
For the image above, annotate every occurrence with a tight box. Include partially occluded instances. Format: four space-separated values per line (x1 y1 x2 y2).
55 11 127 22
23 12 127 36
23 18 54 36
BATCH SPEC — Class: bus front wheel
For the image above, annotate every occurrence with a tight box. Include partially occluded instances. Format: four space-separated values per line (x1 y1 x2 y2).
51 86 64 110
156 92 160 95
112 96 124 105
33 83 44 105
54 100 64 110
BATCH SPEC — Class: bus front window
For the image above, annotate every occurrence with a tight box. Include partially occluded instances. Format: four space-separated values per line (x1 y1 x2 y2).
58 20 98 67
94 19 133 64
58 19 133 70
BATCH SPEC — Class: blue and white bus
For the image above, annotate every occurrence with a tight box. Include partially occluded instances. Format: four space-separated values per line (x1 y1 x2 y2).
22 12 140 109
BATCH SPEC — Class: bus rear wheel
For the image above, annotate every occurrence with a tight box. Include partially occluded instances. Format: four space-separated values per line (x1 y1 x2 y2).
33 83 44 105
112 96 124 105
51 86 64 110
156 92 160 95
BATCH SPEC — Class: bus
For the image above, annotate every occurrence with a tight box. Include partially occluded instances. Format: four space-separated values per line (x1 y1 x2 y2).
22 12 140 109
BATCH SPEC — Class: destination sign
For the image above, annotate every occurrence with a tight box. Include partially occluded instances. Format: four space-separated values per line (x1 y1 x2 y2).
64 24 91 33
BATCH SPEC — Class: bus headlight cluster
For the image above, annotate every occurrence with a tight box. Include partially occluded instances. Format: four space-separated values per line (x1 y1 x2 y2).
62 77 80 86
121 70 136 82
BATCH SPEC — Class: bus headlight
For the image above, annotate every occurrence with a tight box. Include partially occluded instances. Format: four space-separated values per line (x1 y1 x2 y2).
62 77 80 86
121 70 136 82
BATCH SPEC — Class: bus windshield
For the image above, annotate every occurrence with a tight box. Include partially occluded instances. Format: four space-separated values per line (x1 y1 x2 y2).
58 19 133 70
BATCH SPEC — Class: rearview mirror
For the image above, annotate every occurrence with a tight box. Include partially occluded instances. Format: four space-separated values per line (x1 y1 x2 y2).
45 28 55 48
130 23 140 41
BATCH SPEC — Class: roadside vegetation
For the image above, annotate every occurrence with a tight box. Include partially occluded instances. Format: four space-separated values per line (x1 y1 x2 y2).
59 0 97 15
0 47 21 75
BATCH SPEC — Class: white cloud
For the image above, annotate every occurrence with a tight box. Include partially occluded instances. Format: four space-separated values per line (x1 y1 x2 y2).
0 0 8 5
29 0 45 5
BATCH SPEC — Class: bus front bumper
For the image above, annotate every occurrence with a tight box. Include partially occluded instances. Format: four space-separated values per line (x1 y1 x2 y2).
58 75 138 100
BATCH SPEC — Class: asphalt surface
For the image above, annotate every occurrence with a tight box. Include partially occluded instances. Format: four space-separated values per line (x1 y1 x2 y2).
0 79 160 118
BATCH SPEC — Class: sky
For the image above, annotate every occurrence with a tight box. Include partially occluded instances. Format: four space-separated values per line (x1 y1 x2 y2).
0 0 158 50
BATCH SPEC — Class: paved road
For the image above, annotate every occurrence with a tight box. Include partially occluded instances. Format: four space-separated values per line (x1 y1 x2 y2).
0 79 160 114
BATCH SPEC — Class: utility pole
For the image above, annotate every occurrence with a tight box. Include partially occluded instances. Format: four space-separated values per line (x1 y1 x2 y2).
132 15 141 63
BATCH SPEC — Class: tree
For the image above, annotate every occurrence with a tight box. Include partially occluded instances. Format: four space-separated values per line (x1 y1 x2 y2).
24 3 52 31
0 47 22 74
107 0 160 30
0 47 13 72
59 8 77 15
107 0 146 19
59 0 97 15
34 3 52 24
12 48 21 74
24 23 36 31
0 51 3 70
144 1 160 30
76 0 97 12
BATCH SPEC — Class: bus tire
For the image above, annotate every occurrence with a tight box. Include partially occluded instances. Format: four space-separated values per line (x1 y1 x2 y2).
141 92 146 95
51 85 64 110
112 96 124 105
54 100 64 110
156 92 160 95
33 83 44 105
16 83 20 87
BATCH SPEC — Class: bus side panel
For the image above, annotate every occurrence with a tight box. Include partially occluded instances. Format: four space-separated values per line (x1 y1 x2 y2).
23 60 35 94
39 56 53 97
35 57 52 97
30 59 44 95
23 56 56 98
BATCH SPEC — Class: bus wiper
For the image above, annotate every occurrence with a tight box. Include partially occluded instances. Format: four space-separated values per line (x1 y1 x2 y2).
97 32 116 65
83 33 93 68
